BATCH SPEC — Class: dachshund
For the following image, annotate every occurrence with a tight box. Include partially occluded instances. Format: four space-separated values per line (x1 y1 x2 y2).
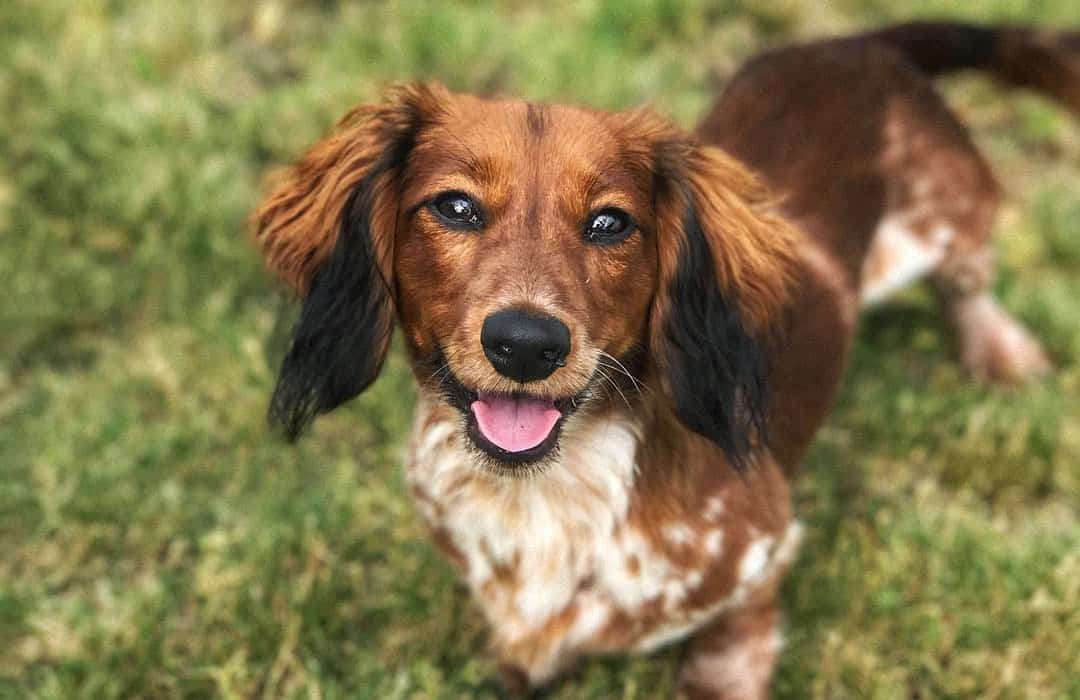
252 22 1077 699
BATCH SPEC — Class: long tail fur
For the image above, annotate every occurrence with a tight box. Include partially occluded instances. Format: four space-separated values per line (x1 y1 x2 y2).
864 21 1080 116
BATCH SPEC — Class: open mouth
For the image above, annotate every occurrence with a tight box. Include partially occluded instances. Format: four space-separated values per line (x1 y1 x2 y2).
469 392 566 463
435 365 581 466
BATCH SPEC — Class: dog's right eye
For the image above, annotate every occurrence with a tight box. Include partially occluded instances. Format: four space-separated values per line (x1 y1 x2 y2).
430 192 484 229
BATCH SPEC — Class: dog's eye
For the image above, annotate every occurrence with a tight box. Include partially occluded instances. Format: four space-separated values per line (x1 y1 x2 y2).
584 208 634 245
431 191 483 229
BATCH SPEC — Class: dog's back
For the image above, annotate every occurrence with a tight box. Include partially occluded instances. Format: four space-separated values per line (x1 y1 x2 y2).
703 23 1079 272
697 22 1078 469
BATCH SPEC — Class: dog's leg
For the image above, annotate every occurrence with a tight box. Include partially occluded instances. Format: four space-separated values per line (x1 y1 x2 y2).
678 599 781 700
860 84 1052 385
933 244 1050 384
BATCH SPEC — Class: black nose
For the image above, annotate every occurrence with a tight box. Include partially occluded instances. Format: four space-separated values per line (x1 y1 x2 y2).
481 309 571 383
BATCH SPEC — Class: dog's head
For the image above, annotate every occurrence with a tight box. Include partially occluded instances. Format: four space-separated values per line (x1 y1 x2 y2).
254 83 796 472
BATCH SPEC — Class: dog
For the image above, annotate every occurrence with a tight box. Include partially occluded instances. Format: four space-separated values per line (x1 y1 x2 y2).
252 21 1077 699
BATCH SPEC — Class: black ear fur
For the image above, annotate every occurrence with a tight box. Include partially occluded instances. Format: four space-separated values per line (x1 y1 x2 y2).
268 175 389 441
659 204 769 470
268 118 420 441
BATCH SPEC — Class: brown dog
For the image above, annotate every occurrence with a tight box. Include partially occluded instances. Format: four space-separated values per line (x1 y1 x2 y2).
252 22 1076 699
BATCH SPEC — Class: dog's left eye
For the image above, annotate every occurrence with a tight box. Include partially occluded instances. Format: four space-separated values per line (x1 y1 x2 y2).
431 191 483 229
584 208 634 245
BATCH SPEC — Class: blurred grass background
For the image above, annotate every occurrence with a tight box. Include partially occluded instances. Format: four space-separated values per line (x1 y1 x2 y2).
1 1 1078 698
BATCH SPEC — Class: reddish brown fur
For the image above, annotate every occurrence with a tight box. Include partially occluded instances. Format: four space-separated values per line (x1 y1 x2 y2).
252 21 1076 699
393 97 662 400
253 83 449 294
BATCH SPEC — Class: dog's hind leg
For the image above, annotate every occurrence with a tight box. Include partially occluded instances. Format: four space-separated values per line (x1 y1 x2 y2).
932 232 1050 384
924 156 1050 384
861 93 1050 384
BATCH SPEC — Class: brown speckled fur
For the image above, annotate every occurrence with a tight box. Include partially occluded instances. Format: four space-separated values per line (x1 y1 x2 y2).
253 22 1078 699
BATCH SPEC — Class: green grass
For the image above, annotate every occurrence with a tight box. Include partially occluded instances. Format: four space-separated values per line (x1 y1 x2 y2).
2 1 1078 697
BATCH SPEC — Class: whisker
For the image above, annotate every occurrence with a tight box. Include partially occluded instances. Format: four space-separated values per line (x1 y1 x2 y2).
598 351 644 390
591 367 615 404
430 361 452 384
595 366 632 410
598 352 647 395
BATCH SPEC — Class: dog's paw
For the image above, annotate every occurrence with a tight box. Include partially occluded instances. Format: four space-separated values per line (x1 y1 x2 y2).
952 294 1051 384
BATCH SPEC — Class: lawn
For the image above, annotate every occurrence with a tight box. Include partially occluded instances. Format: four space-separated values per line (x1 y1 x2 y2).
1 1 1078 698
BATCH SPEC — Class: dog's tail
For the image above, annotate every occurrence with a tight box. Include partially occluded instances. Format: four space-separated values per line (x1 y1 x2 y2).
864 21 1080 116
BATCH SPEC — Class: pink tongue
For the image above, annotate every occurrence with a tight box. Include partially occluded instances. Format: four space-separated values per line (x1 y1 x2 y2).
471 393 562 453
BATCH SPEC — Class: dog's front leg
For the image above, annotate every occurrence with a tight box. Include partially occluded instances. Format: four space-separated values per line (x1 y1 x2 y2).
679 595 782 700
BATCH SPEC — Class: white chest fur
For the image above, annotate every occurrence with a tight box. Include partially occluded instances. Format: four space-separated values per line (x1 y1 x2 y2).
405 397 800 683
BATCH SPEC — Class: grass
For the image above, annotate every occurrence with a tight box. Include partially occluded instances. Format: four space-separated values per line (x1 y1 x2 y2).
1 0 1078 697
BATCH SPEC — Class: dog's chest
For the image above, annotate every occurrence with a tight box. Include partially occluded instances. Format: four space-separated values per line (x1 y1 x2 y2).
405 400 798 683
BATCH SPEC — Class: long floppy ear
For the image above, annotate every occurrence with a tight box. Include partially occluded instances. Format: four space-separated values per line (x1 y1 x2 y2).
252 83 445 440
650 134 798 469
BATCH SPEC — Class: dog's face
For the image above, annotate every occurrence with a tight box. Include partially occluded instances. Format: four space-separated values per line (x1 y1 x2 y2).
393 95 660 465
254 83 795 472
